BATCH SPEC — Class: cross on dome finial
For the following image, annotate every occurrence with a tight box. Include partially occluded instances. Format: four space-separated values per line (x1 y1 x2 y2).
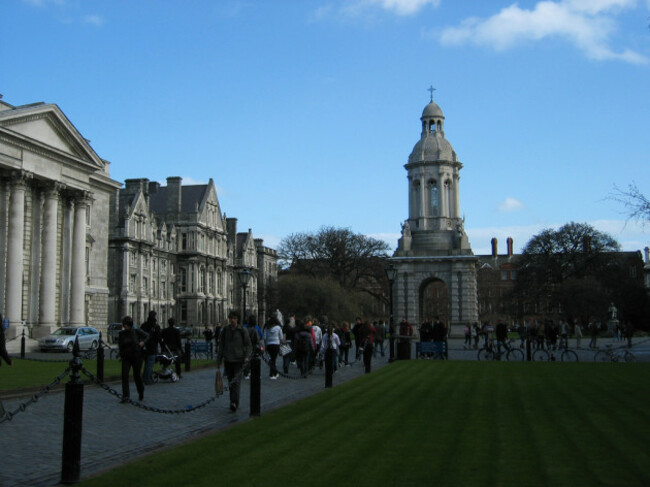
427 85 436 102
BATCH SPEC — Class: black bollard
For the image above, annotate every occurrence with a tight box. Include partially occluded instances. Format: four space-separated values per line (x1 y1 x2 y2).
388 330 395 363
61 338 84 485
250 353 261 417
324 348 333 388
526 337 532 361
97 333 105 383
20 329 25 359
185 341 191 372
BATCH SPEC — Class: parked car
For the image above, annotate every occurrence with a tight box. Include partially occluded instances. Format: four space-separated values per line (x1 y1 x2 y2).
39 326 101 352
107 323 122 344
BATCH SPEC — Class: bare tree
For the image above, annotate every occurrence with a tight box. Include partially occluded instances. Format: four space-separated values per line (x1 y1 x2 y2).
610 183 650 226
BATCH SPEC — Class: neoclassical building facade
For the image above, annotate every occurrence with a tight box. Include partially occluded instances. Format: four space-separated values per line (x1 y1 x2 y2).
390 97 478 334
0 97 277 339
108 177 278 328
0 99 121 339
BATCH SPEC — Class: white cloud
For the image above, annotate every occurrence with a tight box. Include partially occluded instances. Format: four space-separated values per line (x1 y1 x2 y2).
335 0 440 17
83 14 104 27
438 0 648 64
498 197 524 212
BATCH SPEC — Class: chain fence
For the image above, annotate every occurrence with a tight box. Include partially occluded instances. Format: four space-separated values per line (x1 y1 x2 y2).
0 367 71 424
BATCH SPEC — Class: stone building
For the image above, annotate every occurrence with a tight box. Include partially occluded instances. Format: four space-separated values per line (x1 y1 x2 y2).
390 96 478 335
0 98 121 338
109 177 278 327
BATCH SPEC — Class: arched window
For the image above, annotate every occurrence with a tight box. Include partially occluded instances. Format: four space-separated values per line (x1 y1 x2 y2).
429 180 439 216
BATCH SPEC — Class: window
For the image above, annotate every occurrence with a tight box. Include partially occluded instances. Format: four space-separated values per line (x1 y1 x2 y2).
130 274 136 292
179 268 187 293
501 271 508 281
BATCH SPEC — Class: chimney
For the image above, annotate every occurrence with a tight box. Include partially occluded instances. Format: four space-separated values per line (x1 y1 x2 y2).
644 246 649 263
123 178 149 195
491 238 498 258
507 237 513 257
148 181 160 194
166 177 182 215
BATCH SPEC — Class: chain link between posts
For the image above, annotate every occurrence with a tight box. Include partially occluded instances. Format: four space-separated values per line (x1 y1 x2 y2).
80 366 221 414
0 367 71 424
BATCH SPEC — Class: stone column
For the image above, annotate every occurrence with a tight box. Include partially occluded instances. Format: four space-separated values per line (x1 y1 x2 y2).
37 182 64 335
5 172 31 337
69 192 89 326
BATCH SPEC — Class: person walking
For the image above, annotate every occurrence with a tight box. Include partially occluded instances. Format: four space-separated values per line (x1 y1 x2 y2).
374 320 386 357
588 322 599 349
140 310 162 385
263 316 283 379
0 313 12 367
322 325 341 372
216 311 252 412
360 321 376 373
282 315 297 374
573 320 582 349
294 320 314 376
161 317 183 379
118 316 148 403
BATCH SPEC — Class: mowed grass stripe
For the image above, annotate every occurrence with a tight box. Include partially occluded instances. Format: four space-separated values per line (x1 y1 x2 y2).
77 362 650 487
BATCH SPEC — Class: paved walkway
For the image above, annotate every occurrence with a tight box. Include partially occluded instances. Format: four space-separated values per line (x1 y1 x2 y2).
2 336 648 486
0 353 387 487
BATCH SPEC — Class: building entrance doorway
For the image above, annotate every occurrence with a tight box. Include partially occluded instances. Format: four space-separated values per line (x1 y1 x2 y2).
420 278 449 324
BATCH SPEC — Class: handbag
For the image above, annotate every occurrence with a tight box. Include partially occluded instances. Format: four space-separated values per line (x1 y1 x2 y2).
279 343 292 356
214 369 224 395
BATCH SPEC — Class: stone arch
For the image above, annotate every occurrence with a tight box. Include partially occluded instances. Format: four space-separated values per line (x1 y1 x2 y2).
419 277 449 324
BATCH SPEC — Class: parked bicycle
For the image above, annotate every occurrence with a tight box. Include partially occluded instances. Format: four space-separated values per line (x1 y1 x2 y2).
532 341 578 362
478 339 524 361
594 345 635 362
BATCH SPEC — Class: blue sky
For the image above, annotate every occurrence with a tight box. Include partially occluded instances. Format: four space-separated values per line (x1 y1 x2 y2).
2 0 649 255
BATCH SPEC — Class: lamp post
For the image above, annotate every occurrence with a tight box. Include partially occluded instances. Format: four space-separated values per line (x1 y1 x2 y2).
385 264 397 363
237 268 252 321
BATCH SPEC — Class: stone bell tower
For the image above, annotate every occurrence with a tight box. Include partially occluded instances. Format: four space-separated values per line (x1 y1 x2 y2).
390 91 478 335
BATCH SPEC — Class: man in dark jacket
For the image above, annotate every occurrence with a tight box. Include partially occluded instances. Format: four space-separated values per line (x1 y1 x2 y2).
216 311 252 412
141 310 162 385
118 316 148 403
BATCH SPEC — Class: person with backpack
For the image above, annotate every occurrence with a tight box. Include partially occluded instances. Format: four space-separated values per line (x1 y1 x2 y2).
140 310 162 385
294 320 314 376
216 311 252 412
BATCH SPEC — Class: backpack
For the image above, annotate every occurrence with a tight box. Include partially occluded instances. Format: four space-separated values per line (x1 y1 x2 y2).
296 333 311 354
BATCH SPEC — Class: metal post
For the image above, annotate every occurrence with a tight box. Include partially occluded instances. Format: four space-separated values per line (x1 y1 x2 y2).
325 348 333 388
250 352 261 417
97 333 105 383
20 328 25 358
526 336 532 361
61 338 84 484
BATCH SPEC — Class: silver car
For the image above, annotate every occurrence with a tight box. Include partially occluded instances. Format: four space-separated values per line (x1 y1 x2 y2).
39 326 100 352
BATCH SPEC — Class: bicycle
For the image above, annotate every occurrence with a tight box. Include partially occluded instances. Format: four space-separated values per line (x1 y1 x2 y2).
532 341 579 362
594 345 635 362
477 339 524 361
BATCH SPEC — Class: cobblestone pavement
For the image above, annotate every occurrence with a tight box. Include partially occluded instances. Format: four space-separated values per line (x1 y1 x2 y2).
2 337 648 487
0 353 387 487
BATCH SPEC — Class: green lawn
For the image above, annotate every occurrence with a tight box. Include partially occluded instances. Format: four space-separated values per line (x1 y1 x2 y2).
75 361 650 487
0 357 214 393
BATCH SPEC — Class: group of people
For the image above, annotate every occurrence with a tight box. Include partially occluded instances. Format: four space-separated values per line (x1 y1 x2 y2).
214 312 385 412
117 311 185 403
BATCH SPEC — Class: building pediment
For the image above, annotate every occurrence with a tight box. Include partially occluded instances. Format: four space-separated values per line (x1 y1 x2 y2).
0 103 107 173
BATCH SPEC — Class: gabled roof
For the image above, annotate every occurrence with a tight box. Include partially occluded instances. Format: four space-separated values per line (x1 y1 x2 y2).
0 102 109 174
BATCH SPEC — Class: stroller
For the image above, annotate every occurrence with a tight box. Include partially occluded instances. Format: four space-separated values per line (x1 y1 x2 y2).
153 343 180 383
